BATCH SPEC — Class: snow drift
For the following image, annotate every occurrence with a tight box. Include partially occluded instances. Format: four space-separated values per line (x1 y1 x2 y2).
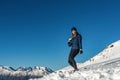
30 40 120 80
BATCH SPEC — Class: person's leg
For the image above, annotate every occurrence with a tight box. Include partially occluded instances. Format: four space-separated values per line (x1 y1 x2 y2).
68 49 79 70
68 50 74 68
71 49 79 70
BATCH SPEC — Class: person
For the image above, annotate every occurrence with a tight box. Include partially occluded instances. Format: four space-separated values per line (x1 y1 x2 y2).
68 27 83 71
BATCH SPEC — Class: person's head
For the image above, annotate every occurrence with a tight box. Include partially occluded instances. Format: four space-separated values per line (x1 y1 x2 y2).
71 27 77 37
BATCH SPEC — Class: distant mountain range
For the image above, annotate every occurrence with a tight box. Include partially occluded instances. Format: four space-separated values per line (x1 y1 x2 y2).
0 65 53 80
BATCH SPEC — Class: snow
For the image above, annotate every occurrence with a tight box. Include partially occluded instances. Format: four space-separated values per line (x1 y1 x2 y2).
30 40 120 80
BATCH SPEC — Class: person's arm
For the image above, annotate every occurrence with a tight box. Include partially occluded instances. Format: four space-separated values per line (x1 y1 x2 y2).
78 34 83 53
68 38 72 47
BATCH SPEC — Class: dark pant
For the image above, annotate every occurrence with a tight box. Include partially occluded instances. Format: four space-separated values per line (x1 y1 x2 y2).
68 49 79 70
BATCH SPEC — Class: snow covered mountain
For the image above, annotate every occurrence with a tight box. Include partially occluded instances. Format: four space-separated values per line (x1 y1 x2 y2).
30 40 120 80
0 66 53 80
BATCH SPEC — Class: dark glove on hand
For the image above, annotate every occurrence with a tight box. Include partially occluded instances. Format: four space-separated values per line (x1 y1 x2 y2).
80 49 83 54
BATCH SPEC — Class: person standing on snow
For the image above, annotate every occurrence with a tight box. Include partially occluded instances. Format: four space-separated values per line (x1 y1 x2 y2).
68 27 83 71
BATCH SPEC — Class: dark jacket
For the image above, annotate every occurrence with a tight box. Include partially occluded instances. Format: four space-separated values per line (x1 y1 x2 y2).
68 33 82 50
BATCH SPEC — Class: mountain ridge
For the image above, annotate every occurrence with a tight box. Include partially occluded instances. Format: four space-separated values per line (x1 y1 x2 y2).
0 65 53 80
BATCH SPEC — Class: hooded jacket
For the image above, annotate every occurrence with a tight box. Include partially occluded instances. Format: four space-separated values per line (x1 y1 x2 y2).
68 33 82 50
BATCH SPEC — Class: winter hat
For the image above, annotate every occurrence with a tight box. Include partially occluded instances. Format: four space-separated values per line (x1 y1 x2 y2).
71 27 77 31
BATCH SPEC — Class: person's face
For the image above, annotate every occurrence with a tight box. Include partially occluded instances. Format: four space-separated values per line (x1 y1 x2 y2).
72 30 76 35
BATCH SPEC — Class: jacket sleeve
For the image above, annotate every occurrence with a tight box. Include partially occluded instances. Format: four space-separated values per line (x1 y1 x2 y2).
78 34 82 49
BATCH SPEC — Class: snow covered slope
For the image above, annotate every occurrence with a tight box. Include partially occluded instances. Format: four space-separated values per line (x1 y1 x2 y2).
30 40 120 80
0 66 53 80
87 40 120 64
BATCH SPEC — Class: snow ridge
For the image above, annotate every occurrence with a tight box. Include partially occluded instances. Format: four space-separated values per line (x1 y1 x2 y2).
88 40 120 64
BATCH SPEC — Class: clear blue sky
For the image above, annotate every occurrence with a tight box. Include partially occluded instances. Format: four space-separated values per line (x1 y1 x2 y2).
0 0 120 70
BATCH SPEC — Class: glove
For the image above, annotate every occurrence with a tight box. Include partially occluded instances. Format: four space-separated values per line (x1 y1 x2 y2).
68 38 72 42
80 49 83 54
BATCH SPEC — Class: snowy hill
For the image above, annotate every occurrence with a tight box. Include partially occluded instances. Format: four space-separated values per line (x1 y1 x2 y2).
87 40 120 64
30 40 120 80
0 66 53 80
